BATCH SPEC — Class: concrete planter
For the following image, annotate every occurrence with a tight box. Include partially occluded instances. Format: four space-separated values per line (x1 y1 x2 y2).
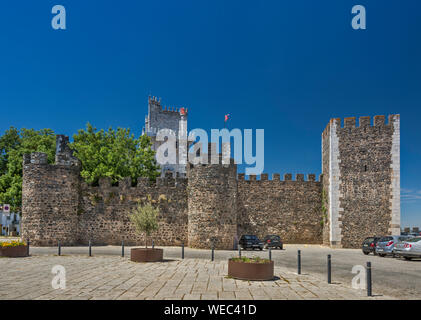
228 259 274 281
130 248 163 262
0 245 28 258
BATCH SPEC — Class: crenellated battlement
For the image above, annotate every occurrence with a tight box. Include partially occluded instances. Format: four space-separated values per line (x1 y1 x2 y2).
238 173 320 182
322 114 400 137
148 95 187 115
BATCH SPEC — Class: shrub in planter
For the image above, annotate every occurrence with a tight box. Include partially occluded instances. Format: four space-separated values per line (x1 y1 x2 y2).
128 201 163 262
0 240 28 257
228 256 274 281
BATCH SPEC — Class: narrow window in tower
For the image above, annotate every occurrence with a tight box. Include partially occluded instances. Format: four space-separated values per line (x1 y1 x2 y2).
364 165 367 172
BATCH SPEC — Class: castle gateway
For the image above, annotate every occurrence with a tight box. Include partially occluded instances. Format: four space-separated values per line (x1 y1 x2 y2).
20 100 400 248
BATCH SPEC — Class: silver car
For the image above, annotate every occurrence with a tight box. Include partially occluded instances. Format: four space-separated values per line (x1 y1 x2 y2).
375 235 412 257
393 237 421 260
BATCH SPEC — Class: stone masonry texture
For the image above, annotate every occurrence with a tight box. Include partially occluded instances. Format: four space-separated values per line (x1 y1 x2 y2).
21 114 400 249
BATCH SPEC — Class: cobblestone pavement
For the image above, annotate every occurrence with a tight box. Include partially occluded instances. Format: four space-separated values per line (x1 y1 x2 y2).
0 254 393 300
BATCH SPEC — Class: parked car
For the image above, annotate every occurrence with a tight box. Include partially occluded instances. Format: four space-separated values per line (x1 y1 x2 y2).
375 235 412 257
263 235 283 250
362 237 381 255
239 235 264 250
393 237 421 260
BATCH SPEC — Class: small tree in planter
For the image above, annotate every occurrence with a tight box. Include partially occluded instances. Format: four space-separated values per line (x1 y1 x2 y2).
128 201 163 262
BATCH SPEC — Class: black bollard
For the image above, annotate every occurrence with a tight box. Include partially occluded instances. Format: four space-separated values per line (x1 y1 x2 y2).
152 240 155 249
211 245 215 261
297 250 301 275
89 240 92 257
367 262 372 296
239 247 242 258
269 248 272 261
121 240 124 257
58 241 61 256
327 254 331 284
182 243 184 259
27 239 30 256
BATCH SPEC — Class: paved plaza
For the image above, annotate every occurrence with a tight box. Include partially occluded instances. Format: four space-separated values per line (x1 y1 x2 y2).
0 251 393 300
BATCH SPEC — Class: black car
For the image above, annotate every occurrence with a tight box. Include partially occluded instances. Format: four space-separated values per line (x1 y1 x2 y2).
263 235 283 250
239 235 264 250
362 236 381 255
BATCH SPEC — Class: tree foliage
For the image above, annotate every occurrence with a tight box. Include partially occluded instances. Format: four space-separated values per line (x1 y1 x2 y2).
129 201 159 248
0 127 56 212
69 123 160 185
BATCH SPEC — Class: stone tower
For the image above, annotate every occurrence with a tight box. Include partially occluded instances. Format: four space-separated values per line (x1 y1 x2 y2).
143 96 188 177
322 115 400 248
187 143 238 249
21 135 80 246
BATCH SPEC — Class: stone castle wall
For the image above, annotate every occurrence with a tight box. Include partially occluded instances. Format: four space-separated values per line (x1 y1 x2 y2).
77 176 188 246
21 113 400 249
237 173 323 244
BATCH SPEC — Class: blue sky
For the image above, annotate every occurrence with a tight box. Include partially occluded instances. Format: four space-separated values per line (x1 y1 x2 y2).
0 1 420 226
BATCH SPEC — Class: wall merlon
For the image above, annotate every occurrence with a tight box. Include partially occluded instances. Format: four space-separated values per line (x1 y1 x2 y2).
308 174 316 181
260 173 268 181
284 173 292 181
374 115 385 126
249 175 257 181
272 173 280 181
238 173 245 181
388 114 400 123
23 153 31 165
296 174 304 181
344 117 356 128
30 152 48 165
359 116 371 127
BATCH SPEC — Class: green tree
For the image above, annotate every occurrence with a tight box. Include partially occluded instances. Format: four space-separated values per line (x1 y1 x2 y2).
69 123 160 185
129 201 159 248
0 128 56 212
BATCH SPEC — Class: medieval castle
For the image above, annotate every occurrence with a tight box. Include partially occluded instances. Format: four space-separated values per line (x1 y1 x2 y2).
20 97 400 249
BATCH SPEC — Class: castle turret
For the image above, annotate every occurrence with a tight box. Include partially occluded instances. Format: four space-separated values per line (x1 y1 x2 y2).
21 135 80 246
187 143 237 249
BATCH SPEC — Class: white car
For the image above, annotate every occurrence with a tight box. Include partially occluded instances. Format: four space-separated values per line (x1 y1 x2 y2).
393 237 421 260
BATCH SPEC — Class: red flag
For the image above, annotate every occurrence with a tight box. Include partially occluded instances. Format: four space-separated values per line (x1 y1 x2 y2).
180 107 186 115
224 114 230 122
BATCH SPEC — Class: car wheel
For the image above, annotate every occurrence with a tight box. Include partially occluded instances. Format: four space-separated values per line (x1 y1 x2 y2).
259 247 263 251
363 251 369 255
404 256 412 261
378 254 386 257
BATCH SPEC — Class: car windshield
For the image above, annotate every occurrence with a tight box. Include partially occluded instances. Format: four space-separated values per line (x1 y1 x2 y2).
243 235 257 240
406 237 421 243
364 238 374 242
379 236 393 242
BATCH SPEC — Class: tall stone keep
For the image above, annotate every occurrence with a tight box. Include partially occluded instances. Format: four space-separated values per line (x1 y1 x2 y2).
143 96 189 177
21 135 80 246
187 143 237 249
322 115 400 248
